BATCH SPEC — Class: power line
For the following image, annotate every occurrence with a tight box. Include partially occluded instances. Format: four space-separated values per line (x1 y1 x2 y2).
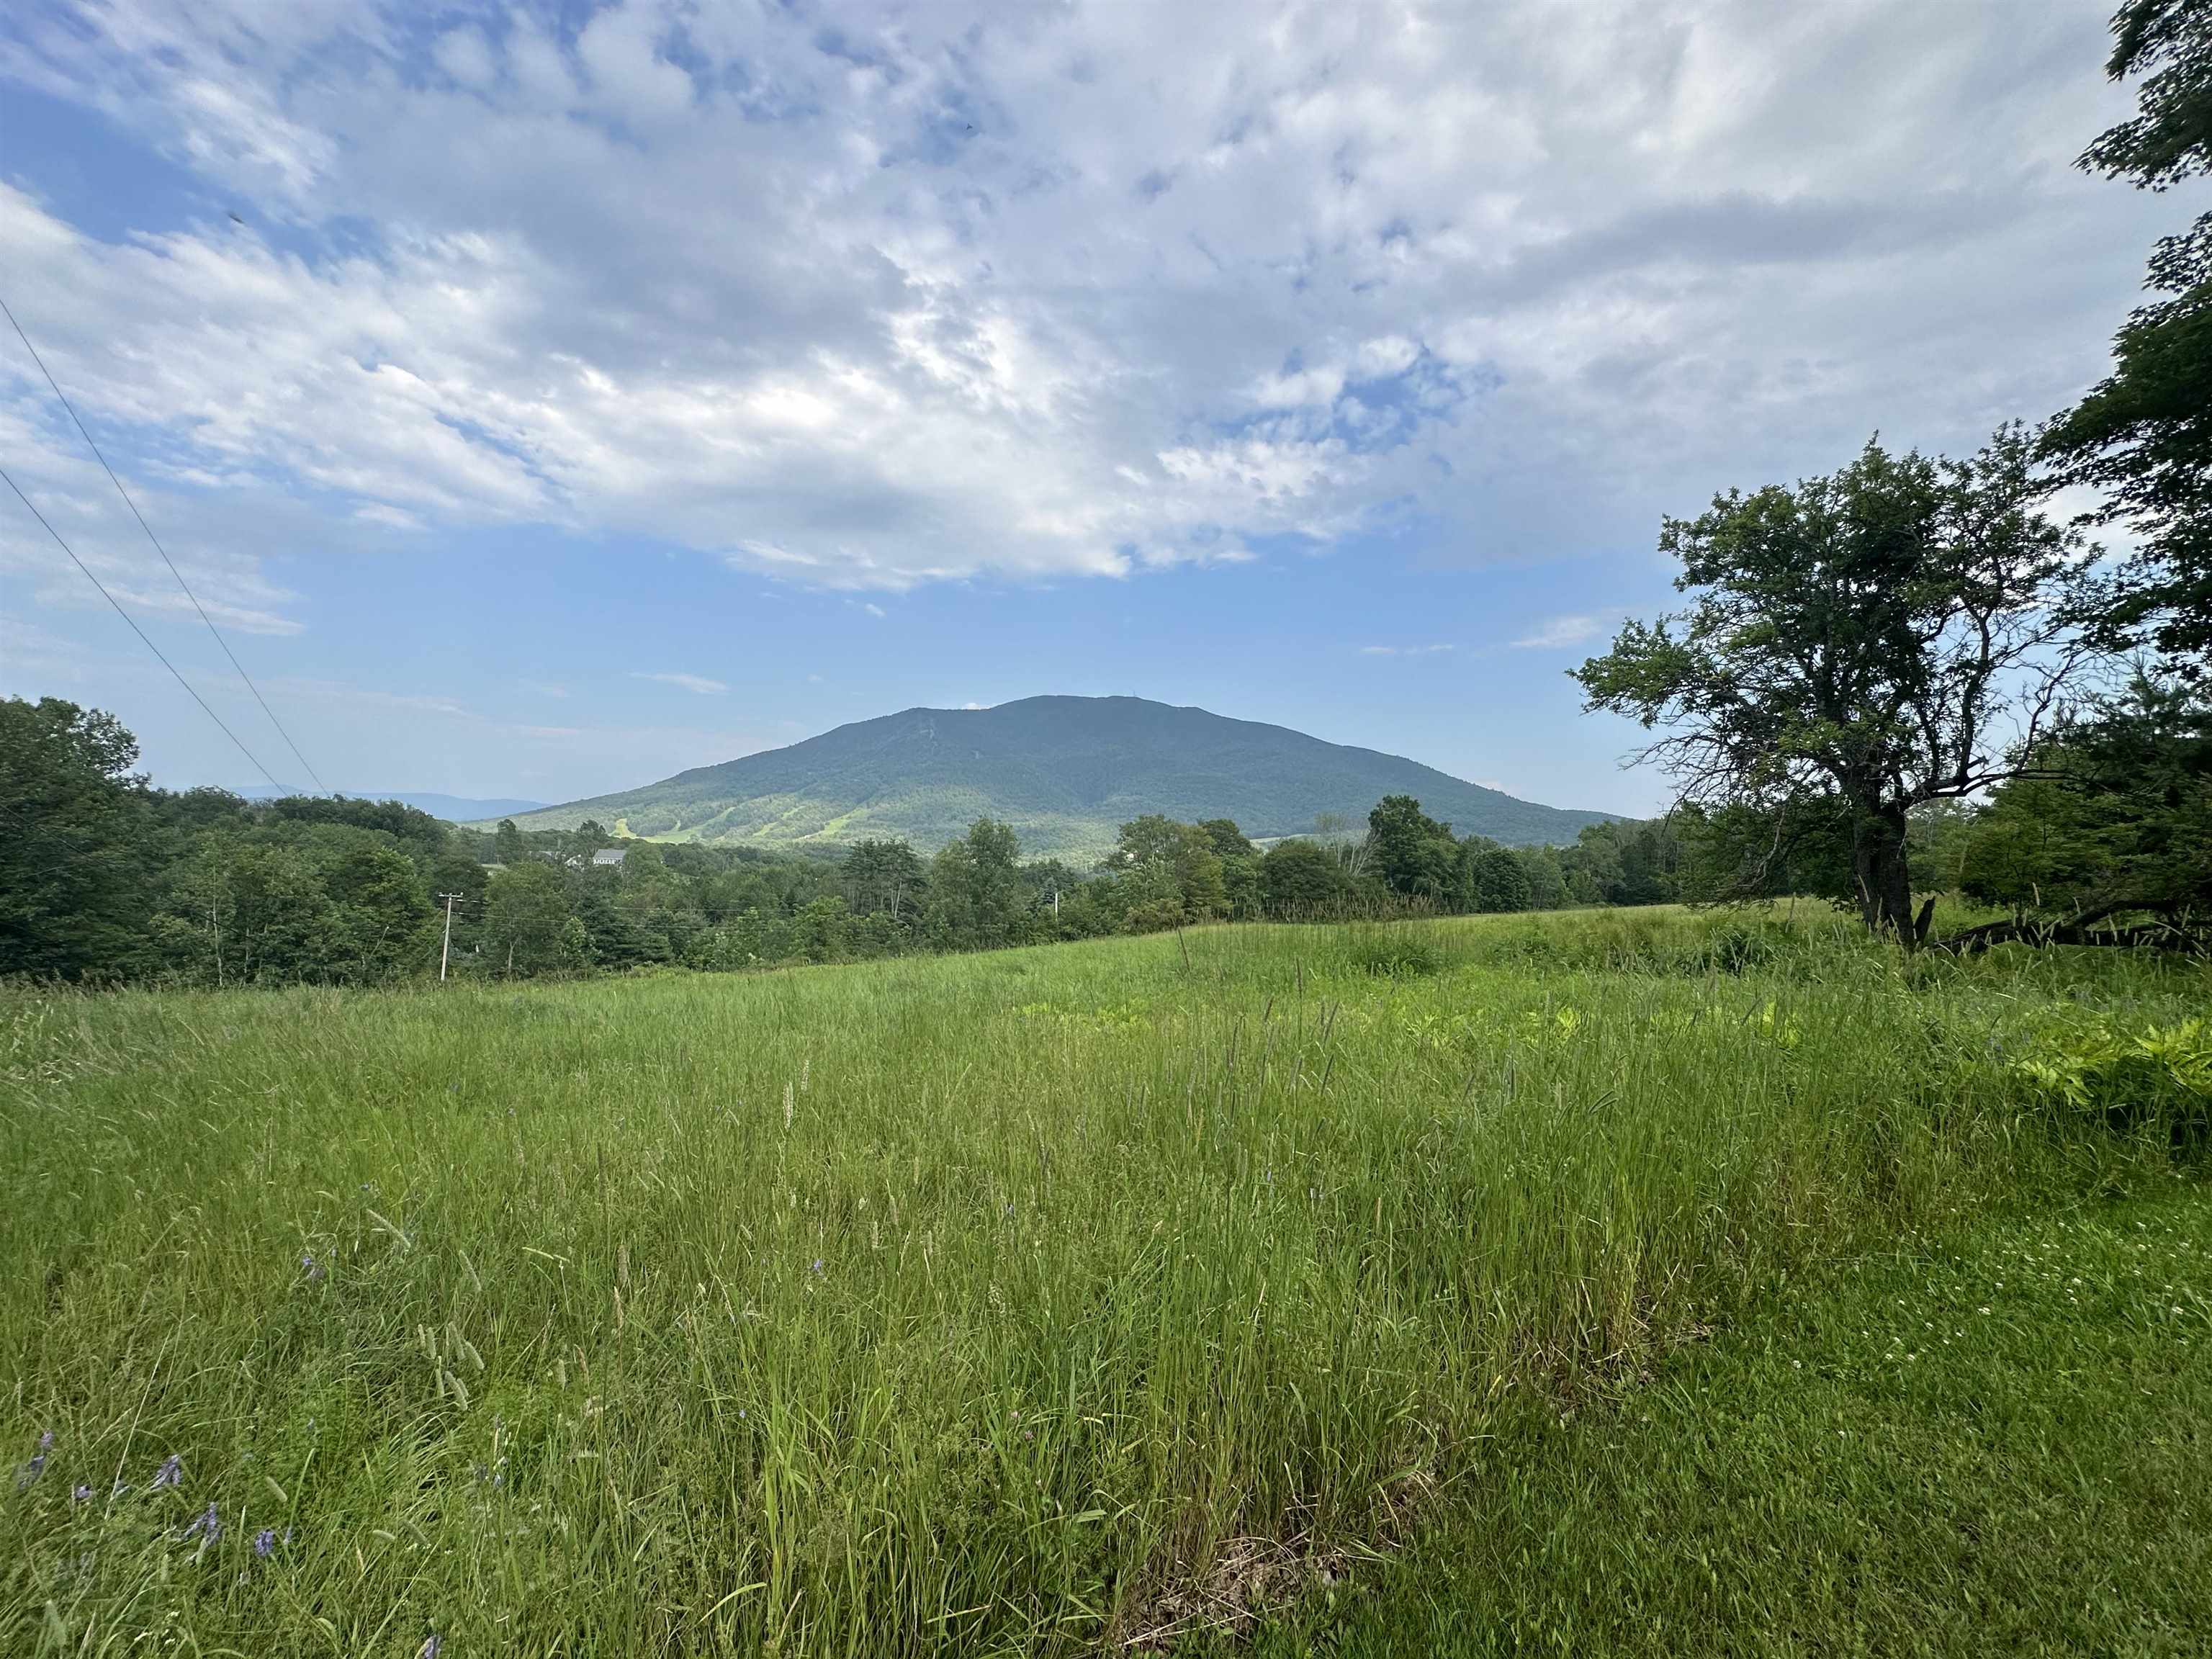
1 295 328 791
0 460 285 791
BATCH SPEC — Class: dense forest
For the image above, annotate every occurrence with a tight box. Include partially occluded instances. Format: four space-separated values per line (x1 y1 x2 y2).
0 693 1691 986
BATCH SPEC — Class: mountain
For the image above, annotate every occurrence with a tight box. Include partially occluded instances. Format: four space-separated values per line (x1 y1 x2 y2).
239 788 549 822
488 696 1614 858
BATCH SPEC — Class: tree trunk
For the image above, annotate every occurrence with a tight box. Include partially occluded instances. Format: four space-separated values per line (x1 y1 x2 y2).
1851 804 1915 940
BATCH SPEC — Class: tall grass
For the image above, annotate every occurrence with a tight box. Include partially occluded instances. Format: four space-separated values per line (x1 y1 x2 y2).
2 907 2203 1654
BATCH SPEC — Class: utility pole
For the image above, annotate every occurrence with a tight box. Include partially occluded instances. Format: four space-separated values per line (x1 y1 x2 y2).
437 893 463 981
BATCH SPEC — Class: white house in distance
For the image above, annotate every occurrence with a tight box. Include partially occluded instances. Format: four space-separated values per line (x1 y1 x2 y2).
590 846 629 868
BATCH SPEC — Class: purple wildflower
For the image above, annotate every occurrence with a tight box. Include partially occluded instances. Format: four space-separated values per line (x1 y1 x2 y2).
253 1527 276 1557
301 1253 325 1283
181 1500 220 1543
810 1258 824 1274
152 1454 183 1491
72 1483 92 1504
18 1427 54 1485
419 1635 445 1659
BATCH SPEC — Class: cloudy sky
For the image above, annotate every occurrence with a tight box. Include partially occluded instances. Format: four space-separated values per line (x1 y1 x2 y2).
0 0 2174 815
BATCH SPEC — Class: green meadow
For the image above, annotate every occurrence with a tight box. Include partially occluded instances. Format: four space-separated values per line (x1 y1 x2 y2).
4 907 2207 1655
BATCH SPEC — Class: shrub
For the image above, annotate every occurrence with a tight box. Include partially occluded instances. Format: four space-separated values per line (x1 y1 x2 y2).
2013 1016 2212 1146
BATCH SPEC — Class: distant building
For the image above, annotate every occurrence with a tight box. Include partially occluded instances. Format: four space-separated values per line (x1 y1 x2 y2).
590 846 629 867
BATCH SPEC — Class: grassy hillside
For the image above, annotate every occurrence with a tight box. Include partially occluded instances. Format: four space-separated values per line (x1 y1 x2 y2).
4 909 2203 1655
486 695 1615 854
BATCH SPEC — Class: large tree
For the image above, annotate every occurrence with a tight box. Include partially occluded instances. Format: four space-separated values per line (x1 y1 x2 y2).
1365 795 1458 902
1259 838 1352 917
1467 843 1532 914
0 697 150 980
483 860 585 976
1197 819 1262 919
1575 430 2106 940
842 837 927 920
1108 814 1228 927
926 819 1029 949
2044 0 2212 669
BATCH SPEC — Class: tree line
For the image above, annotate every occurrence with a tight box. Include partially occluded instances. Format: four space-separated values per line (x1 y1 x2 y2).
0 695 1692 986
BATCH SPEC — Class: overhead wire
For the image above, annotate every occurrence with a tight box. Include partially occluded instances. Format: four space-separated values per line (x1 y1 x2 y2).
1 293 328 791
0 460 286 791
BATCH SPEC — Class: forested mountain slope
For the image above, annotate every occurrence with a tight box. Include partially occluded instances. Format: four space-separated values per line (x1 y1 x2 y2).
493 695 1614 855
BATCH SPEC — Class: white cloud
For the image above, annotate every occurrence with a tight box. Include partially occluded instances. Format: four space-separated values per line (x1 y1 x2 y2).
0 391 310 634
1511 615 1611 650
1354 336 1421 379
1359 642 1455 657
631 671 729 696
431 27 496 90
271 678 474 719
0 0 2169 598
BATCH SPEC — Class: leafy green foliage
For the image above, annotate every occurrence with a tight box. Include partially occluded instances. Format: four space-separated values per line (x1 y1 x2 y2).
1366 794 1460 901
1199 819 1263 920
1577 430 2107 935
1559 817 1688 907
1105 814 1229 931
2045 0 2212 670
1957 675 2212 917
1467 844 1533 914
842 837 927 920
0 697 150 981
482 861 588 975
2012 1012 2211 1142
925 819 1030 950
1258 838 1353 917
